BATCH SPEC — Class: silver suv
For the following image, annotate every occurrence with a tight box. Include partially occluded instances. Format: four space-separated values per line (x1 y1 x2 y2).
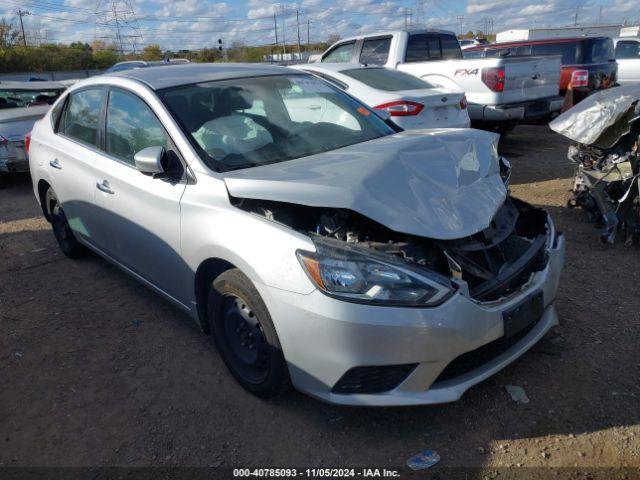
28 63 564 406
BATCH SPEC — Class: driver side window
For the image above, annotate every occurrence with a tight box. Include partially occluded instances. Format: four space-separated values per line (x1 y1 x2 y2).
105 90 168 166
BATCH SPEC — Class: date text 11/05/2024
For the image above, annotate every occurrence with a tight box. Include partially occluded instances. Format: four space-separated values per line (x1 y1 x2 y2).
233 468 401 477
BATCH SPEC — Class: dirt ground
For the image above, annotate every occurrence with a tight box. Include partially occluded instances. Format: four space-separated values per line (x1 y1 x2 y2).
1 125 639 475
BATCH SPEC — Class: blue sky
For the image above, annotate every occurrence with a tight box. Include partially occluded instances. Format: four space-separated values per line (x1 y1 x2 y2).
1 0 638 51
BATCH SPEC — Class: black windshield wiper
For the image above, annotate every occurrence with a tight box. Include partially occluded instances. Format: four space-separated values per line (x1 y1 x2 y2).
219 162 260 172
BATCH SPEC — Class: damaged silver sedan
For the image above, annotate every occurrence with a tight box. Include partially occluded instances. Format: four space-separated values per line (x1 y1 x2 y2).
28 64 564 406
550 84 640 245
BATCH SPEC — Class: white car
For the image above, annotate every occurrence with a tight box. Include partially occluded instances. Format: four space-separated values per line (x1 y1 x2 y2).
28 64 564 406
295 63 470 130
614 37 640 85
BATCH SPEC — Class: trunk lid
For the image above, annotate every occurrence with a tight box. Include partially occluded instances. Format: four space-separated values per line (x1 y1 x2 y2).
374 88 465 127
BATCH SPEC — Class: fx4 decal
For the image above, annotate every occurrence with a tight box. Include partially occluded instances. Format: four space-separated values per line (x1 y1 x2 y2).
454 68 479 76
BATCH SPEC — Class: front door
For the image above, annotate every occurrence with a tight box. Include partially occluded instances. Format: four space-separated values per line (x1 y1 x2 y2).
91 88 189 305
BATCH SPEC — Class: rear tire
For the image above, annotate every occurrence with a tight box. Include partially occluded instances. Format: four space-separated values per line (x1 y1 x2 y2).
45 187 86 259
208 269 290 398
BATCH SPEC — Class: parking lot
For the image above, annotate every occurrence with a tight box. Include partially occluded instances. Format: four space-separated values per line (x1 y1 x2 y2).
1 125 639 471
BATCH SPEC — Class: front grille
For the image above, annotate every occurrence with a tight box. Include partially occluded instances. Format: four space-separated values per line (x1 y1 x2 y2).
432 315 540 386
332 364 418 394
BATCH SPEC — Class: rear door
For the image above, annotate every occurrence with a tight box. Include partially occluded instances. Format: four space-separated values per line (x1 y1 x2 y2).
91 87 189 304
48 87 107 246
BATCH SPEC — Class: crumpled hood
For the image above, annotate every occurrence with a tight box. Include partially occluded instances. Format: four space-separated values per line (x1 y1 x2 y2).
549 84 640 146
223 129 506 240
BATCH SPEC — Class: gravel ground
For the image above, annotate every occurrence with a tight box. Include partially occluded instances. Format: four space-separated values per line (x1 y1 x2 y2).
0 125 639 475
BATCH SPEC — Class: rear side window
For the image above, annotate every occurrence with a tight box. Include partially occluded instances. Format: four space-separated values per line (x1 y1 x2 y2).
342 68 434 91
322 42 355 63
531 42 580 64
405 34 462 62
105 89 168 165
584 38 614 63
360 37 391 65
440 35 463 59
60 88 105 147
616 40 640 59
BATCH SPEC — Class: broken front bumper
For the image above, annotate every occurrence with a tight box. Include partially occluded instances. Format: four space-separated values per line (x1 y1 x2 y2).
259 225 565 406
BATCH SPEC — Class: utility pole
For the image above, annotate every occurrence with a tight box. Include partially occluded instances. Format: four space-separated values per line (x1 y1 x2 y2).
404 8 408 30
574 6 580 26
16 9 30 47
296 9 301 56
307 19 310 47
281 5 286 55
273 11 278 50
597 6 603 25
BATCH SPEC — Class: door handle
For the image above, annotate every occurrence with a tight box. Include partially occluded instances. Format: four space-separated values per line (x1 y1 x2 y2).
96 180 114 194
49 158 62 169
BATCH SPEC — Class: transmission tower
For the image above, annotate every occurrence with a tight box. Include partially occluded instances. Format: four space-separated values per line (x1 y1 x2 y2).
94 0 143 55
413 0 425 27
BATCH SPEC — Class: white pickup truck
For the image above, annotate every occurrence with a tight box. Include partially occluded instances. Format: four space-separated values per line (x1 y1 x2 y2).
313 29 563 128
614 37 640 84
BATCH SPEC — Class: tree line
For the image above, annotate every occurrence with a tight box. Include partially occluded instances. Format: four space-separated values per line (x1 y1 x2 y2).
0 18 332 74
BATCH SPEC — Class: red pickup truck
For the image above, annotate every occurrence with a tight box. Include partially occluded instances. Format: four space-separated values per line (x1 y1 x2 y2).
464 37 617 104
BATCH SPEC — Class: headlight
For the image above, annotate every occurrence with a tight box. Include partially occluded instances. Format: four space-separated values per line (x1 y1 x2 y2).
297 237 454 307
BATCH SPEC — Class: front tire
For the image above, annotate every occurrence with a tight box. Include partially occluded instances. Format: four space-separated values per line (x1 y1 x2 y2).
45 187 86 259
208 269 290 398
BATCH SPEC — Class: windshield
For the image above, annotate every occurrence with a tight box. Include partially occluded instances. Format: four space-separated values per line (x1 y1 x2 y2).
342 68 435 91
0 88 63 109
160 74 394 171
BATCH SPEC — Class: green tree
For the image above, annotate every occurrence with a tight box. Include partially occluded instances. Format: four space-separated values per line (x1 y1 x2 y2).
141 44 162 61
92 47 119 69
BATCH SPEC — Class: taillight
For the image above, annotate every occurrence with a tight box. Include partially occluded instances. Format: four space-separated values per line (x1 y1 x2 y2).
25 133 31 154
571 69 589 88
459 95 467 110
481 67 505 92
374 100 424 116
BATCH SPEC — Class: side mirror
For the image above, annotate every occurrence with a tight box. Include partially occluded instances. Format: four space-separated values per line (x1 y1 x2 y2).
134 146 165 175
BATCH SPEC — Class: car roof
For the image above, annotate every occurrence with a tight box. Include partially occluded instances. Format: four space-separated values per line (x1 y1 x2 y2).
301 62 372 73
0 80 66 90
466 36 610 51
107 62 299 90
335 28 456 44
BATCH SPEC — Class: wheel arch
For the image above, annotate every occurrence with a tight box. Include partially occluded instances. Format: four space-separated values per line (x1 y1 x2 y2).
37 179 52 221
194 257 237 334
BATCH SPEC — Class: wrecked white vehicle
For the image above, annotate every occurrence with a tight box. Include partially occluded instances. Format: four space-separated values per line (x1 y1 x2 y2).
29 64 564 406
550 84 640 245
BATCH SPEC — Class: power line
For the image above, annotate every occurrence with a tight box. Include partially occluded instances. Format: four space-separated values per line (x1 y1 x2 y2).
94 0 143 54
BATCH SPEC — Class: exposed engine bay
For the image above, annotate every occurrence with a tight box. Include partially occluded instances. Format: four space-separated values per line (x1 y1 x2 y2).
566 109 640 245
550 85 640 245
233 195 552 303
